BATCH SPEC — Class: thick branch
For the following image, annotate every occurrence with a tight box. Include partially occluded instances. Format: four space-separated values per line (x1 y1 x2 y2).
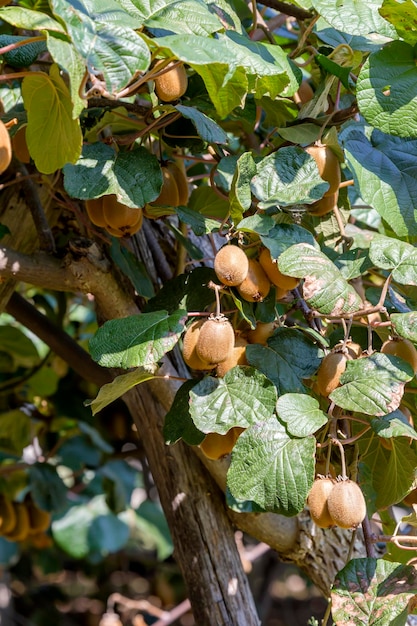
259 0 313 20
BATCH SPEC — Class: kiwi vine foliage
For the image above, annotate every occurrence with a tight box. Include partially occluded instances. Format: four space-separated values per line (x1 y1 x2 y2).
1 0 417 623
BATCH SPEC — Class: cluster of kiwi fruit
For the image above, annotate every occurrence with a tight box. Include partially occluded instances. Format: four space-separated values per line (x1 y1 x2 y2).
304 142 341 217
0 493 51 543
307 475 367 529
85 195 144 238
143 160 189 219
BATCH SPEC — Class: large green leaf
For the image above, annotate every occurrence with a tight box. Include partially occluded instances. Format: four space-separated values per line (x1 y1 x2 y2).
391 312 417 343
371 409 417 441
251 147 329 209
227 418 315 515
175 105 227 144
329 353 414 416
89 310 187 369
119 0 222 35
380 0 417 46
246 328 322 395
0 326 39 368
29 463 68 512
189 367 277 434
0 6 65 31
332 558 417 626
163 380 205 446
50 0 150 92
22 64 82 173
311 0 397 36
278 244 363 316
357 41 417 138
86 369 156 415
340 123 417 237
260 224 317 260
46 32 86 118
369 235 417 286
277 394 328 438
63 143 162 208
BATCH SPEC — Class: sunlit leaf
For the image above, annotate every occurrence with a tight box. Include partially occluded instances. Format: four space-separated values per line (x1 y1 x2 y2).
277 394 328 437
86 369 156 415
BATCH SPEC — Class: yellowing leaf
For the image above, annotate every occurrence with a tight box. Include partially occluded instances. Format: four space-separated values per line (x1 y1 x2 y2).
22 63 82 174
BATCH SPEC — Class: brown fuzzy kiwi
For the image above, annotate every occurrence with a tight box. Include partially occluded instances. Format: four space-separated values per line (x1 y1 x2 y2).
85 197 107 227
0 119 12 174
258 248 299 290
237 258 271 302
381 338 417 374
105 208 143 238
316 352 347 397
307 477 335 528
103 195 142 229
200 427 245 460
214 245 249 287
11 125 30 163
167 161 189 205
151 166 180 207
294 80 314 105
196 315 235 365
154 61 188 102
4 502 30 542
307 191 338 216
305 144 341 197
26 497 51 535
247 321 277 345
182 319 215 371
326 479 366 529
216 337 248 377
345 341 363 359
0 495 16 534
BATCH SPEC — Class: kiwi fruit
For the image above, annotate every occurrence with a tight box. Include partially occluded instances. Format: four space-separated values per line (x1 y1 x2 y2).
196 315 235 365
151 165 180 207
0 495 16 534
326 479 367 529
403 488 417 506
216 336 248 377
0 119 12 174
4 502 30 542
316 352 347 397
345 341 363 359
11 125 30 163
26 497 51 534
305 144 341 197
214 245 249 287
307 191 338 216
154 61 188 102
167 161 189 205
102 195 143 237
105 209 143 238
258 248 299 290
381 338 417 374
85 197 107 227
200 427 244 460
237 258 271 302
182 319 215 371
307 477 335 528
247 321 277 345
294 80 314 105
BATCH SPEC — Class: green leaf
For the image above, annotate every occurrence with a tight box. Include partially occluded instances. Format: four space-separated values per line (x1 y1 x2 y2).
237 214 275 235
0 326 39 368
144 266 216 315
175 105 227 144
0 6 66 32
246 328 322 395
315 53 352 90
329 353 414 416
163 380 205 446
357 41 417 138
63 143 162 208
0 35 47 67
86 369 156 415
251 146 329 209
332 558 417 626
379 0 417 44
46 32 86 118
340 123 417 236
0 409 31 454
310 0 397 36
371 409 417 441
369 235 417 286
126 0 222 35
227 418 315 515
277 394 328 437
229 152 257 224
89 310 187 369
88 513 130 557
50 0 150 93
29 463 68 512
188 186 230 220
278 244 363 316
134 500 173 561
22 64 82 173
189 367 277 435
175 206 220 235
110 239 155 299
391 312 417 342
260 224 317 260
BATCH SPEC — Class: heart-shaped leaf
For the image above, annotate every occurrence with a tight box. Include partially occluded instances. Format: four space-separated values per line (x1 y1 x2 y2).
369 234 417 286
277 393 328 437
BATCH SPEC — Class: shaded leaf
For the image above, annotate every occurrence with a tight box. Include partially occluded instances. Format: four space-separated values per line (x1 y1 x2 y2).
175 104 227 144
260 224 316 260
29 463 68 513
86 369 156 415
371 409 417 441
110 239 155 299
277 393 328 437
369 234 417 286
175 206 220 235
163 379 205 446
229 152 257 224
379 0 417 44
227 418 315 515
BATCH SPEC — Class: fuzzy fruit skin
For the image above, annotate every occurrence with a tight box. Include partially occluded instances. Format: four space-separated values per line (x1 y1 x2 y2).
4 502 30 542
294 80 314 105
0 119 12 174
0 495 16 534
196 316 235 365
11 125 30 163
326 479 366 529
154 61 188 102
237 258 271 302
216 337 248 377
247 321 276 345
200 427 245 460
152 166 180 208
345 341 363 359
182 319 215 371
381 338 417 374
167 161 189 205
308 191 338 216
102 195 143 237
86 197 107 227
26 498 51 535
214 245 249 287
258 248 299 290
316 352 347 397
305 144 341 197
307 477 335 528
